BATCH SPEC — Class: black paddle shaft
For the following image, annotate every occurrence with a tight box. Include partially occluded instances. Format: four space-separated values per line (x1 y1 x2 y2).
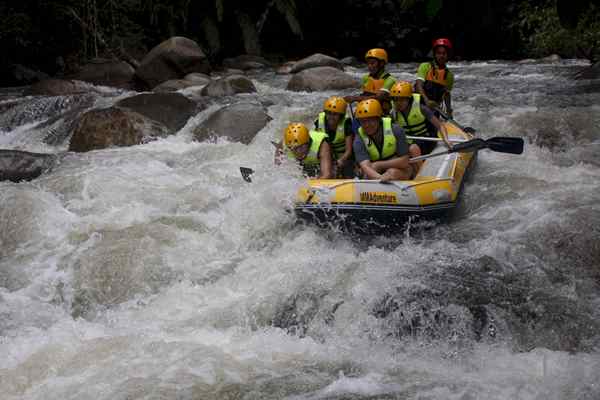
452 137 524 155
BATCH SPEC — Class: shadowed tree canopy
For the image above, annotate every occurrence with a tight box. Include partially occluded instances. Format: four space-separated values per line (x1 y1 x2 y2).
0 0 598 86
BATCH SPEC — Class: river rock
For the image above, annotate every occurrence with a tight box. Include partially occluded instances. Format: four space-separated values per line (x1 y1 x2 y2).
541 54 561 63
340 56 360 67
69 59 135 89
23 79 92 96
153 79 199 92
9 64 50 85
116 92 198 132
193 102 271 144
575 62 600 80
184 72 212 85
286 66 359 92
222 55 272 70
276 61 296 75
68 107 170 152
0 150 58 182
135 36 211 89
290 53 344 73
200 75 256 97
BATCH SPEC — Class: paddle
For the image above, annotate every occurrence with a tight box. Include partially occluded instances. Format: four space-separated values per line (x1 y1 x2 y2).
240 136 523 181
240 167 254 182
409 136 524 162
405 135 467 143
348 103 361 135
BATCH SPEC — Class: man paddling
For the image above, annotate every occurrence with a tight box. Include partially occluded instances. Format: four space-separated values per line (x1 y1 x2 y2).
275 122 334 179
415 38 454 117
352 99 413 181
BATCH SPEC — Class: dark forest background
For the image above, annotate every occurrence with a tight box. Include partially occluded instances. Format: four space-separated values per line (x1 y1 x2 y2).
1 0 599 86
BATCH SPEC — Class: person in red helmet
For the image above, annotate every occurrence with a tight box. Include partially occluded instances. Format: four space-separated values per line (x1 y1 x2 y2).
415 38 455 117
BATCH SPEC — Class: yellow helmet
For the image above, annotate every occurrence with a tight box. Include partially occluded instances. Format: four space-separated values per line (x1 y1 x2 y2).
390 81 413 98
324 96 347 114
355 99 383 119
365 48 388 64
284 123 310 148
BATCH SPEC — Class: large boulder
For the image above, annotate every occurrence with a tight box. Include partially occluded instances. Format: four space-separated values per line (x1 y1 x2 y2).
0 150 58 182
116 92 198 132
286 66 359 92
23 79 93 96
135 36 211 89
9 64 50 85
290 53 344 74
200 75 256 97
68 107 170 152
222 55 273 70
69 59 135 88
193 102 271 144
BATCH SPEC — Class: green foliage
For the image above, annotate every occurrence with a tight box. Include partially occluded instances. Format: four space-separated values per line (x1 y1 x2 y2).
425 0 443 18
0 8 32 47
515 0 600 61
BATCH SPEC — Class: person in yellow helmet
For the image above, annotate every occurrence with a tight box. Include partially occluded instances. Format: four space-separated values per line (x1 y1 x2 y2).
352 99 412 181
344 48 396 117
415 38 455 116
274 122 334 179
390 81 451 160
313 96 355 178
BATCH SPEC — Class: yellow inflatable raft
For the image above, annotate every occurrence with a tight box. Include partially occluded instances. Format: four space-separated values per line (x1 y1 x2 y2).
294 122 477 230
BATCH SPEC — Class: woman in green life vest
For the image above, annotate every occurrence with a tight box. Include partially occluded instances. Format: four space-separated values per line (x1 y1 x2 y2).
390 81 451 164
352 99 412 181
314 96 355 178
275 122 334 179
415 38 454 116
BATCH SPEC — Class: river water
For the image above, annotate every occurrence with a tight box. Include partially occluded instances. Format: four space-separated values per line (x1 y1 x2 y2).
1 60 599 399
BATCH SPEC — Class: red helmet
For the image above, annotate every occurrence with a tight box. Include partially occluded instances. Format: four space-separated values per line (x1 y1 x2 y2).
432 38 453 50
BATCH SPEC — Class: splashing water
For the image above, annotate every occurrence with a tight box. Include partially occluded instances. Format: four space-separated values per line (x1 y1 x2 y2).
1 60 599 399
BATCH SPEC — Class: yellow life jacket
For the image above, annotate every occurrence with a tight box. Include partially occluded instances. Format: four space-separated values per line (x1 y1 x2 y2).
286 130 327 166
357 117 396 161
317 112 347 158
394 93 428 142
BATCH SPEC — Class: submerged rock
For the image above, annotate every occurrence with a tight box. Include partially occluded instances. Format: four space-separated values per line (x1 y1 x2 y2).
23 79 93 96
0 150 58 182
200 75 256 97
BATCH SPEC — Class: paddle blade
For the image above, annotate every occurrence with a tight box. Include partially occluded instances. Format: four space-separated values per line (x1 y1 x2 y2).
450 138 487 153
240 167 254 183
486 137 524 154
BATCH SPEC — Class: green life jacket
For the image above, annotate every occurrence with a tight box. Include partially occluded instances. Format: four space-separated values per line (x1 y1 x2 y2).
286 130 327 166
394 93 428 143
317 112 347 158
358 117 396 161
